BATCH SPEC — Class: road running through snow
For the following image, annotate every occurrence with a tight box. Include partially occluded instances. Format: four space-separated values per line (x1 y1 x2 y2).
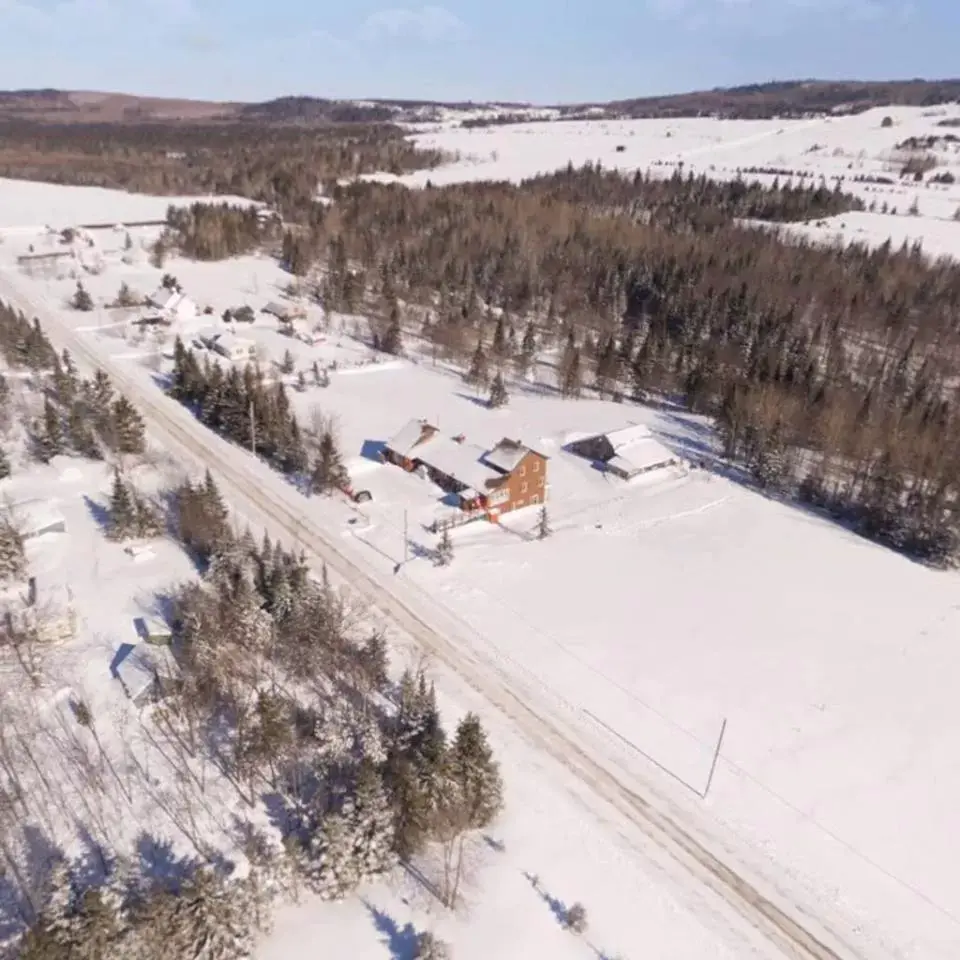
0 267 867 960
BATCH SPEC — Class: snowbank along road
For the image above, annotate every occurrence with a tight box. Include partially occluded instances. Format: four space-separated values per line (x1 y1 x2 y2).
0 270 864 960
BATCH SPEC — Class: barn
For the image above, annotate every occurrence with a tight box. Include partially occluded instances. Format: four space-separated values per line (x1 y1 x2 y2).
569 425 678 480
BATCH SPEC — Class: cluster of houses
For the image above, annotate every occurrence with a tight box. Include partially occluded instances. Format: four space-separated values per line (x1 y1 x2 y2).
380 419 681 522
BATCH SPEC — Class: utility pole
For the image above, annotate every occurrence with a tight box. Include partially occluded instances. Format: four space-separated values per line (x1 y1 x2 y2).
249 400 256 456
702 717 727 800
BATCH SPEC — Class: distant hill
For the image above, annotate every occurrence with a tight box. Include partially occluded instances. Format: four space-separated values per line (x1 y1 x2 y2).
578 79 960 120
0 79 956 126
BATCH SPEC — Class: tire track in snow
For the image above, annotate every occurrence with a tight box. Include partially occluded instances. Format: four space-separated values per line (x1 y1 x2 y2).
0 272 863 960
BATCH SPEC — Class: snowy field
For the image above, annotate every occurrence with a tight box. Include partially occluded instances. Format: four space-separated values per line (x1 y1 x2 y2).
0 107 959 957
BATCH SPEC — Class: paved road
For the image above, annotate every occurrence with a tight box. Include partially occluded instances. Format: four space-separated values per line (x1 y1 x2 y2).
0 271 861 960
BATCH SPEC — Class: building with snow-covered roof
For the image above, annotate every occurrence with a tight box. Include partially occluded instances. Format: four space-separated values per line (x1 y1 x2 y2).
382 418 439 469
568 424 679 480
6 577 75 644
382 420 548 517
207 332 256 362
114 643 176 706
146 287 197 322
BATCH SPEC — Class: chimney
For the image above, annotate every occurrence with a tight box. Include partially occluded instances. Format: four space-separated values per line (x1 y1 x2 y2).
26 577 37 607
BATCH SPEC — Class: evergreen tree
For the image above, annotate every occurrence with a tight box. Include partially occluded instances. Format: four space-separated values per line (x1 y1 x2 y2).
560 347 583 399
464 341 489 390
351 761 396 878
307 807 361 900
536 506 551 540
0 446 10 479
0 521 25 580
68 402 102 460
115 282 138 307
492 313 509 361
447 713 503 830
414 932 452 960
435 526 453 566
71 282 93 311
107 472 137 541
153 869 254 960
311 427 348 495
488 371 509 409
382 302 403 355
280 350 295 375
111 396 146 455
34 397 64 463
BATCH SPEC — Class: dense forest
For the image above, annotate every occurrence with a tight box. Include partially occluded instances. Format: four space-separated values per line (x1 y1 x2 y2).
276 165 960 563
0 120 446 218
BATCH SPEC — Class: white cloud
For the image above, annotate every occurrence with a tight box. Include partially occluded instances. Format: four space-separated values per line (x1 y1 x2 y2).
363 5 464 42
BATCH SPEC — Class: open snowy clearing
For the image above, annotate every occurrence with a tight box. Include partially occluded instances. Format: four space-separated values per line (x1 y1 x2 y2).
0 177 258 231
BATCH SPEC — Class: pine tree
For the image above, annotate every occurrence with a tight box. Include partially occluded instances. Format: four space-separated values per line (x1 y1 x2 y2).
488 371 509 409
447 713 503 830
71 282 93 311
464 341 489 390
111 396 146 455
492 313 509 361
107 472 137 541
115 282 138 308
351 761 396 879
0 446 11 479
68 402 102 459
307 808 361 900
280 350 295 375
134 494 164 539
311 427 348 495
537 506 551 540
382 302 403 355
415 932 452 959
155 869 254 960
34 397 64 463
560 347 583 399
0 521 25 580
435 526 453 566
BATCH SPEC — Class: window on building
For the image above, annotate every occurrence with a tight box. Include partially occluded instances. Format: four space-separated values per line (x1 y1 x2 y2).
520 465 526 476
532 494 540 504
521 482 528 494
533 460 540 472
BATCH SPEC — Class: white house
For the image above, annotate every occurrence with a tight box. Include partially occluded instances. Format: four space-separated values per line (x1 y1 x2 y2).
147 287 197 322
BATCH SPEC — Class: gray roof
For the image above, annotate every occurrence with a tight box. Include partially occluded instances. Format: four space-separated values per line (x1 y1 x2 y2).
606 433 677 474
115 644 171 701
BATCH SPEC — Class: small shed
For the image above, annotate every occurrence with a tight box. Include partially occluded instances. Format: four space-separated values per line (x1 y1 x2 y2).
134 616 173 646
14 500 67 540
114 643 175 706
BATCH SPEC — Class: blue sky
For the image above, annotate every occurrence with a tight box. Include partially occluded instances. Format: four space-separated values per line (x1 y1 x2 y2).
0 0 956 103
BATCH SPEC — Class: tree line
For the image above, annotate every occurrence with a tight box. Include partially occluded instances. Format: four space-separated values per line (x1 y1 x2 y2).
0 120 447 220
280 165 960 563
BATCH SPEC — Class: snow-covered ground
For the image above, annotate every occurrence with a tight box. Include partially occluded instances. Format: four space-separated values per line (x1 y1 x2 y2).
0 177 257 230
1 109 959 957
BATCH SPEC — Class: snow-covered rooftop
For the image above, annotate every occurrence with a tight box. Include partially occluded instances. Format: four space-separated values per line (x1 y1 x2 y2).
483 438 530 474
114 643 173 702
13 498 67 537
418 437 499 492
385 418 437 457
